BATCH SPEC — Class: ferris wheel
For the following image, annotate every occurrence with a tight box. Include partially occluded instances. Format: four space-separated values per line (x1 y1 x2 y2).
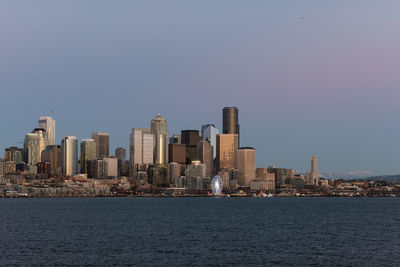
211 175 223 195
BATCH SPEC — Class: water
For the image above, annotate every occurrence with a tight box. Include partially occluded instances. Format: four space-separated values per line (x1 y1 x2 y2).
0 197 399 266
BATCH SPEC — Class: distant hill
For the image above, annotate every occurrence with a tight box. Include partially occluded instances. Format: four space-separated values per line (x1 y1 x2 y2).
363 175 400 181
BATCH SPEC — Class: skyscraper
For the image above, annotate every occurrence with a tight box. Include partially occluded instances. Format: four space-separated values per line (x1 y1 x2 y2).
168 144 186 165
201 124 219 159
4 147 24 164
237 147 256 186
61 136 78 176
23 133 41 165
91 132 110 157
38 116 56 146
151 114 168 165
80 139 96 175
216 134 239 171
181 130 201 164
307 154 319 185
115 147 126 163
41 145 62 175
130 128 154 165
197 140 214 178
32 128 48 160
222 107 239 134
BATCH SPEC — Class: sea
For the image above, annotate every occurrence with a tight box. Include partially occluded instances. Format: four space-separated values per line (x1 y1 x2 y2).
0 197 399 266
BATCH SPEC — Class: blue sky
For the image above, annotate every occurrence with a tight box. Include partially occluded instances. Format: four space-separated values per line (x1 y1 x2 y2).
1 1 400 176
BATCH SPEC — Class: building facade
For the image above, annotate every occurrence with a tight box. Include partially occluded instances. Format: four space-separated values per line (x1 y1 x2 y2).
80 139 96 175
61 136 78 176
23 133 41 165
201 124 219 159
216 134 238 171
197 140 213 178
151 114 168 165
130 128 154 165
222 107 239 145
38 116 56 145
237 147 256 186
91 132 110 157
307 154 319 185
41 145 62 175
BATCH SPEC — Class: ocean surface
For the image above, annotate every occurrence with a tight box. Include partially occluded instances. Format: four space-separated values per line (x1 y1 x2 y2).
0 197 399 266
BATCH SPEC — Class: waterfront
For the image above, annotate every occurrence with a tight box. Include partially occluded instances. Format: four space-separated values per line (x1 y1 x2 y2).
1 198 400 266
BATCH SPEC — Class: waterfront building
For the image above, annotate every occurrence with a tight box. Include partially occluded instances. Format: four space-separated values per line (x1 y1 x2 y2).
151 114 168 165
170 162 181 186
307 154 319 185
185 160 207 190
80 139 96 175
256 168 276 183
197 140 214 178
38 116 56 145
91 132 110 157
93 157 118 179
237 147 256 186
61 136 78 176
267 167 294 186
0 160 17 175
149 164 169 186
41 145 62 175
222 107 239 145
249 180 275 191
201 124 219 159
216 134 238 171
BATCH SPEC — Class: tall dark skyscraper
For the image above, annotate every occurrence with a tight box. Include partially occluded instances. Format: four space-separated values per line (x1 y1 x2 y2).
181 130 201 164
222 107 239 145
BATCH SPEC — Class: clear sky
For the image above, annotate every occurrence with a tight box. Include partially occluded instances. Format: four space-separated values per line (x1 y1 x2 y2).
1 1 399 177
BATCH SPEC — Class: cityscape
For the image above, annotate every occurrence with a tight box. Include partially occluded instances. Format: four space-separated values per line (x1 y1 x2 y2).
1 107 399 198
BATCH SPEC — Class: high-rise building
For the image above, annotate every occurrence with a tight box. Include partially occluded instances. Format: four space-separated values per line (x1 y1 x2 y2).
41 145 62 175
61 136 78 176
91 132 110 157
80 139 96 175
307 154 319 185
170 162 181 186
169 134 181 144
185 160 207 190
168 144 186 165
151 114 168 165
130 128 154 165
197 140 213 178
222 107 239 144
181 130 201 164
149 164 169 186
23 133 41 165
38 116 56 145
32 128 48 160
4 147 24 164
216 134 238 171
237 147 256 186
115 147 126 162
93 157 118 179
201 124 219 159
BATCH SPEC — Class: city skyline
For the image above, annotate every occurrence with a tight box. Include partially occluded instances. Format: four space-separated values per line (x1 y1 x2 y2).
1 1 400 176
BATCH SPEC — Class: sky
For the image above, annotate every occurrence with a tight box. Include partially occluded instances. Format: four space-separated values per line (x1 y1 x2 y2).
1 1 400 177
